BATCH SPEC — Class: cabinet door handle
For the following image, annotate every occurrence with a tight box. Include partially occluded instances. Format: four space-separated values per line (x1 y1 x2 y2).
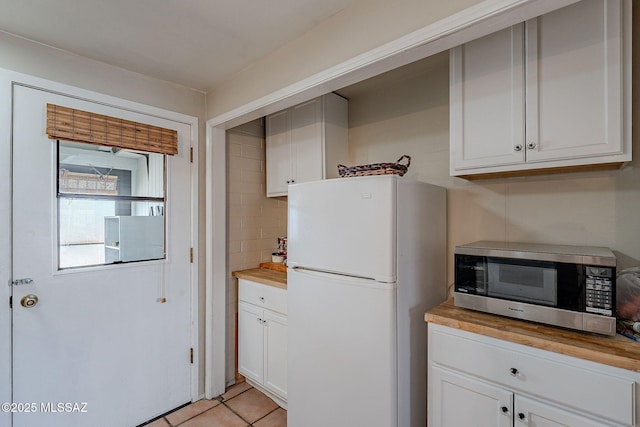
517 412 528 423
514 144 523 152
509 367 520 377
526 142 537 150
500 406 510 416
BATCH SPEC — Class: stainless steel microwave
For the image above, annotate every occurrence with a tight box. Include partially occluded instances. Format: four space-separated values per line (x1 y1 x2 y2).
454 241 616 336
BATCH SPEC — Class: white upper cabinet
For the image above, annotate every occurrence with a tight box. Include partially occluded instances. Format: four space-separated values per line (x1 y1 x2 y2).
450 25 526 171
450 0 631 178
266 93 348 197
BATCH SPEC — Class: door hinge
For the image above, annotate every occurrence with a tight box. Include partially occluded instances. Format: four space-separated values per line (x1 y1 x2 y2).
190 248 193 263
9 296 12 309
190 348 194 364
190 147 193 163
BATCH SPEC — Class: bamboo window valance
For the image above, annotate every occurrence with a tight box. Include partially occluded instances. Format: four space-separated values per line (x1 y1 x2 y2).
46 104 178 155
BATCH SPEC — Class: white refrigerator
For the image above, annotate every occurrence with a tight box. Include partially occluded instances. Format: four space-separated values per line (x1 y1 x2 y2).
287 175 446 427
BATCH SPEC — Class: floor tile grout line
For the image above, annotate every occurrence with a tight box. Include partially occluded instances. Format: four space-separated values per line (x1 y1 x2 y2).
221 400 253 425
221 385 253 404
172 403 222 427
250 406 281 425
221 397 281 426
169 384 248 426
164 384 282 427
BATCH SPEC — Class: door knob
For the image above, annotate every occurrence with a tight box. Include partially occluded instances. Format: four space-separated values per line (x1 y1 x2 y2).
20 294 38 308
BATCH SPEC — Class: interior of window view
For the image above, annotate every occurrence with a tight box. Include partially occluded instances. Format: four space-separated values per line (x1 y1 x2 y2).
57 140 166 269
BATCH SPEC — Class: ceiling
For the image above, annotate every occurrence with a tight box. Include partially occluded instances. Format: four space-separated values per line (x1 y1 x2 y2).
0 0 354 92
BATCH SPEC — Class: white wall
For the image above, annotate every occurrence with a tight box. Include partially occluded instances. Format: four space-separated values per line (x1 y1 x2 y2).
206 0 483 118
346 8 640 289
0 31 208 395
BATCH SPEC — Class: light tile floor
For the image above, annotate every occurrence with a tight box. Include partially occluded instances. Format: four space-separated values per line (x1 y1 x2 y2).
144 382 286 427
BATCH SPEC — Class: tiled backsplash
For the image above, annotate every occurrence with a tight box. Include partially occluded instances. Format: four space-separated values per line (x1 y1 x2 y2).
226 118 287 383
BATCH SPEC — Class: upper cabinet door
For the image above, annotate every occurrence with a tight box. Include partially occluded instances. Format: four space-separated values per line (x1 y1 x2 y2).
450 24 526 172
266 109 292 197
290 98 323 187
525 0 625 163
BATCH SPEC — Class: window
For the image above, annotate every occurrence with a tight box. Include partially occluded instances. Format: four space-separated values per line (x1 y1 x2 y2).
57 140 166 269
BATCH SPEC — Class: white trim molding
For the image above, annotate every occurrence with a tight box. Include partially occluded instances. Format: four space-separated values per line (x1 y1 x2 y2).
203 0 580 398
205 124 227 398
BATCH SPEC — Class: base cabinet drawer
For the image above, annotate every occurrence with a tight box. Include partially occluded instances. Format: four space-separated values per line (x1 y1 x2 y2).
428 324 638 426
238 278 287 315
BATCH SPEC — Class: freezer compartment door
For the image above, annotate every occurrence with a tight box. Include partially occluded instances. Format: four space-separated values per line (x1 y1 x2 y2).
287 268 397 427
288 175 396 282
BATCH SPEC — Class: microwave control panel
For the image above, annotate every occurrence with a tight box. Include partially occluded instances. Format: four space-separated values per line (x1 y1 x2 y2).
585 266 614 316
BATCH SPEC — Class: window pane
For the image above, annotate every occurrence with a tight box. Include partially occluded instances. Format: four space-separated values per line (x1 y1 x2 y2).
57 141 166 269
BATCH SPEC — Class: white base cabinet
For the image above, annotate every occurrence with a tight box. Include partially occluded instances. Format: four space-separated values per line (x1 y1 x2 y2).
266 93 348 197
428 324 640 426
237 279 287 408
450 0 632 177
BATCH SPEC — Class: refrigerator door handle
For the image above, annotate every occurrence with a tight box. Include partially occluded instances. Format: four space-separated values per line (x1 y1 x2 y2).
289 267 396 289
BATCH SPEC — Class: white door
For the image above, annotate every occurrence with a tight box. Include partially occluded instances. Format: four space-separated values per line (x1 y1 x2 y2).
515 395 610 427
10 85 193 427
429 366 513 427
237 301 265 384
450 24 526 172
263 309 287 400
287 175 397 282
525 0 624 163
288 268 396 427
266 109 292 197
290 98 322 186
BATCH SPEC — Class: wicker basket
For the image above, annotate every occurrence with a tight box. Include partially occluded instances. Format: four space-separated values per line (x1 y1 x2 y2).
337 155 411 177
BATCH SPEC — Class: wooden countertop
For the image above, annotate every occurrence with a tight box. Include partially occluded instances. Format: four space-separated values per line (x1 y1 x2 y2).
232 268 287 289
425 299 640 372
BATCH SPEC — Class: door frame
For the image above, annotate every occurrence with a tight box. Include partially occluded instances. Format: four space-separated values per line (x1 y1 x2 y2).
0 69 201 423
204 0 582 398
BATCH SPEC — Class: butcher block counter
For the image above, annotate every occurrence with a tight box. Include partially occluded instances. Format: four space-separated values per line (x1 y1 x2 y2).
425 298 640 372
232 264 287 289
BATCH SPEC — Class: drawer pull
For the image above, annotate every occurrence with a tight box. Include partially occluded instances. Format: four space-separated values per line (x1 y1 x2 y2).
509 367 520 377
500 406 510 416
517 412 528 423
